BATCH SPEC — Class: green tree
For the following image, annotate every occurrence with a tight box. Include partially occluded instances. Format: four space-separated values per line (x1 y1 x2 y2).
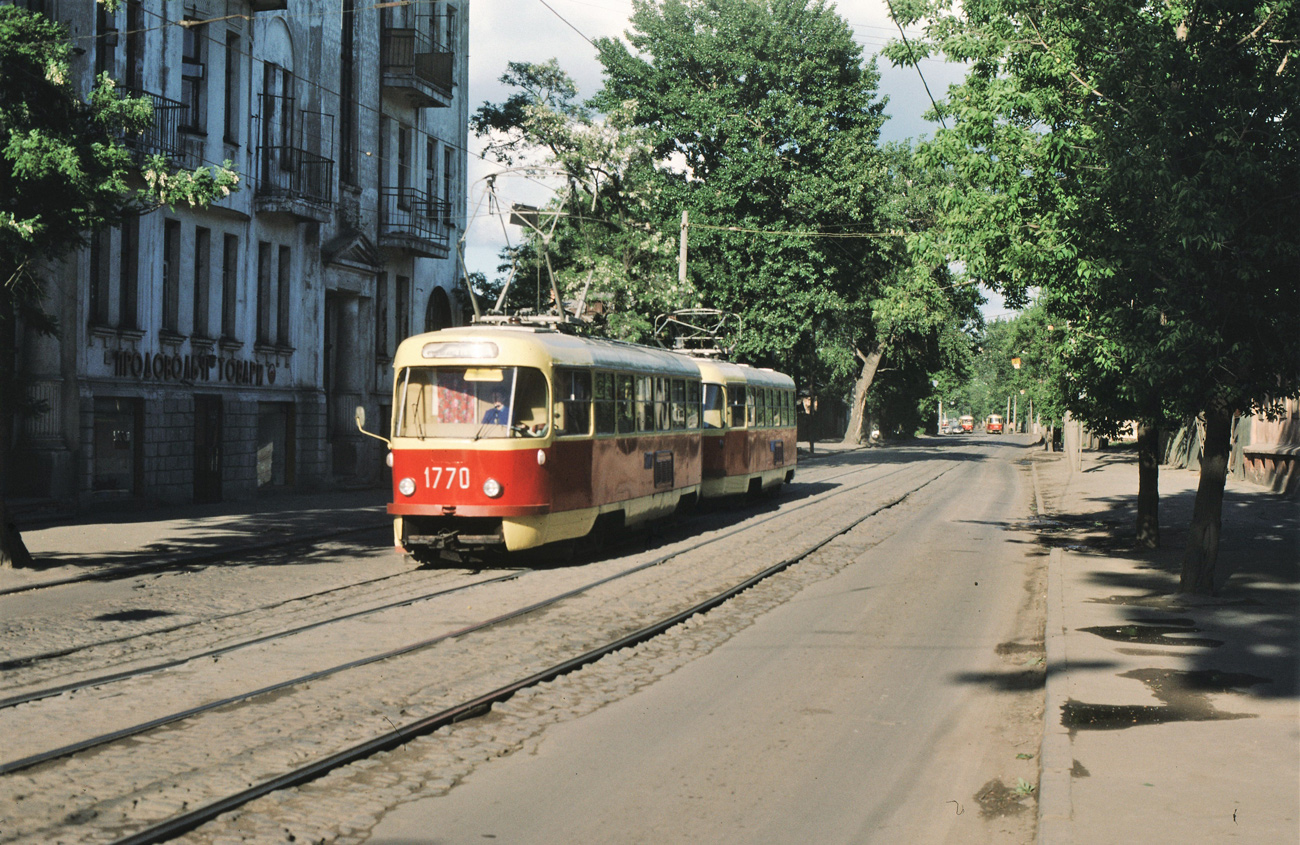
891 0 1300 592
1 4 238 567
473 60 684 342
593 0 903 425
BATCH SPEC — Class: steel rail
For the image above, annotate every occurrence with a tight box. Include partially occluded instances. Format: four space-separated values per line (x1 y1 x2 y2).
0 571 526 711
112 464 953 845
0 566 446 672
0 460 919 779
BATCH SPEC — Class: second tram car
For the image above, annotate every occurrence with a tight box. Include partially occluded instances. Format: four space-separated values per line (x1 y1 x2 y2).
383 324 796 558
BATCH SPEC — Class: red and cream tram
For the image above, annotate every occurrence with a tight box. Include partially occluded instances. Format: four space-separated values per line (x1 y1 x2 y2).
383 324 797 558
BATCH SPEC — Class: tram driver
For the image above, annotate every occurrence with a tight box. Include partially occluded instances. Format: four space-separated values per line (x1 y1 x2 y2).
481 390 511 425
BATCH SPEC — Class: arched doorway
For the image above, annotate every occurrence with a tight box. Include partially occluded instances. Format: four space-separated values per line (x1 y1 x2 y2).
425 287 453 332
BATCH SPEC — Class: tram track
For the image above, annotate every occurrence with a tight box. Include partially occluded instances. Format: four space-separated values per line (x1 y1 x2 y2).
0 570 526 712
0 457 906 715
126 463 944 845
0 456 948 845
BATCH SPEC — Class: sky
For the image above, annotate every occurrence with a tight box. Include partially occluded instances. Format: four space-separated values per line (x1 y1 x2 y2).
461 0 1008 316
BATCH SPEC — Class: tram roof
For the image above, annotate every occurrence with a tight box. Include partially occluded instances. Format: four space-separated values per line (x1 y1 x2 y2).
693 357 795 390
393 325 702 378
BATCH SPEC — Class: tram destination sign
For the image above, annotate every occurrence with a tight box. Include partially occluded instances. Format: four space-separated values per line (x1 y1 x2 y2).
108 349 280 387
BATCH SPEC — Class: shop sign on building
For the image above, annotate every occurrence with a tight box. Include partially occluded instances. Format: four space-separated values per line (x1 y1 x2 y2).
107 349 281 387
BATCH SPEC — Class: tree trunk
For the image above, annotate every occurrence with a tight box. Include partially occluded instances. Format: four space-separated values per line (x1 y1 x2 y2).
0 293 29 569
1180 408 1232 594
842 339 886 445
1136 421 1160 549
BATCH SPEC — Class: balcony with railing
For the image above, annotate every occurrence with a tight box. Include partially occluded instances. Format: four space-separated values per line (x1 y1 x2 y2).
119 87 187 164
379 187 451 258
380 27 454 108
255 94 335 222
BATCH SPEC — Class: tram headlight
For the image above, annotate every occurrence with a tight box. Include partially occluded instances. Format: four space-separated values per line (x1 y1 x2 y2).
483 478 504 498
398 477 417 497
386 451 394 468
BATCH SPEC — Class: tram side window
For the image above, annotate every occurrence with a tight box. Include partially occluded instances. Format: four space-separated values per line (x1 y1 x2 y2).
616 374 635 433
554 368 591 436
512 368 551 436
746 387 756 427
785 390 794 426
653 376 669 431
765 389 775 427
594 372 615 434
703 383 725 429
730 385 746 428
636 375 653 432
687 380 701 429
669 378 686 429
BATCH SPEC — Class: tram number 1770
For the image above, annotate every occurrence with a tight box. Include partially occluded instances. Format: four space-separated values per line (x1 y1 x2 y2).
425 465 471 490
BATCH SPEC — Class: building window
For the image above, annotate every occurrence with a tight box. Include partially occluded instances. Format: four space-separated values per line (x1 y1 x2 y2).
443 146 455 227
181 19 206 133
193 226 211 338
395 275 410 343
124 0 143 90
257 240 273 344
223 32 240 145
375 272 389 358
442 4 457 53
261 63 294 176
426 137 438 216
95 3 116 79
397 125 412 209
339 0 356 183
89 228 112 326
257 402 294 487
162 218 181 333
93 397 140 495
276 244 291 345
119 216 139 330
221 234 238 339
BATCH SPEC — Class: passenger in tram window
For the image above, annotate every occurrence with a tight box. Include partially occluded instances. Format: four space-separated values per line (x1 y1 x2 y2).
481 390 510 425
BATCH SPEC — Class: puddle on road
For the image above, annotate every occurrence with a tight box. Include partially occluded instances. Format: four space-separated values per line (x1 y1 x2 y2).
1079 620 1223 648
1062 668 1271 731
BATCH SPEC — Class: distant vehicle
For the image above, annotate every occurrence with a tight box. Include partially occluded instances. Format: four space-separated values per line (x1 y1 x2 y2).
959 415 975 433
987 414 1004 434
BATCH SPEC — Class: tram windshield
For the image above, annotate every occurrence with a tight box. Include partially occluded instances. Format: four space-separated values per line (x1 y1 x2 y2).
394 366 550 439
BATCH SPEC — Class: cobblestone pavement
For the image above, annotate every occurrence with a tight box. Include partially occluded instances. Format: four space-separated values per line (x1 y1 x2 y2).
0 448 960 844
179 454 970 845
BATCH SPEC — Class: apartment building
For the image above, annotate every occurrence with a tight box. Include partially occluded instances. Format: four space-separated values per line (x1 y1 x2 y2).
12 0 471 508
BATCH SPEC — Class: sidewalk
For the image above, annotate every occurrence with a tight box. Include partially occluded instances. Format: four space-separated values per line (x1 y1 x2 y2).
1033 449 1299 844
0 487 390 595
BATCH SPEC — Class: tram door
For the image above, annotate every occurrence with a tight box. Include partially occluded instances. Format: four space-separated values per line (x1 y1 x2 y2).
194 394 223 503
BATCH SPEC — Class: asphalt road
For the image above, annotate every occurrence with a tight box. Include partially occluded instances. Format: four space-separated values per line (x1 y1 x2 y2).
368 438 1047 845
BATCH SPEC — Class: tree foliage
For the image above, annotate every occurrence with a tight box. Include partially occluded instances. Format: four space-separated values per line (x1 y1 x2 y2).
473 60 685 342
889 0 1300 590
593 0 895 372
